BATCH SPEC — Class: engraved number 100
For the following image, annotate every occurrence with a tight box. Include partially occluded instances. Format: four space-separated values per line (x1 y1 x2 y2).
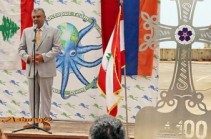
184 120 207 139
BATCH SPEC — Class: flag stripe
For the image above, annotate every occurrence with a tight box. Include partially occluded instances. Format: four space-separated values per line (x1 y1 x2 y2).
120 19 125 68
101 0 119 52
123 0 140 75
112 16 121 84
20 0 34 70
138 0 158 76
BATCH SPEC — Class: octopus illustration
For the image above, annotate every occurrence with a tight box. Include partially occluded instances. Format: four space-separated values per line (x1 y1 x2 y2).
56 18 102 99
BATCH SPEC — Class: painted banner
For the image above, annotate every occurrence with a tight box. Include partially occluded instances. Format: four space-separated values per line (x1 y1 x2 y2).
0 0 159 122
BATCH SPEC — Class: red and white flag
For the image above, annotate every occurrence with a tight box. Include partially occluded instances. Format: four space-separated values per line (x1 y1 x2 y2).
0 0 33 69
98 5 125 117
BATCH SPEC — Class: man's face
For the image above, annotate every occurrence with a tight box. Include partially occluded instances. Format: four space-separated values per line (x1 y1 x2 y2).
32 10 46 28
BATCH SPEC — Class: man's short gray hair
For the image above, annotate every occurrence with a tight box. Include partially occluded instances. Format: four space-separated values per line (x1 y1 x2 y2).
32 8 45 16
89 114 125 139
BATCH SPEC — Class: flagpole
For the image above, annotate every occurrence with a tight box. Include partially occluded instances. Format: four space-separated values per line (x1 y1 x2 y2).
119 0 123 5
118 1 129 138
123 67 129 139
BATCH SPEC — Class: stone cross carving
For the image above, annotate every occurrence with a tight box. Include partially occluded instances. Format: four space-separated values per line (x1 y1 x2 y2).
135 0 211 138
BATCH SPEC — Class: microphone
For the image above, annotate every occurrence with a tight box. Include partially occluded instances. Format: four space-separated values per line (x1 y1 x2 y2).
32 24 38 42
34 24 38 31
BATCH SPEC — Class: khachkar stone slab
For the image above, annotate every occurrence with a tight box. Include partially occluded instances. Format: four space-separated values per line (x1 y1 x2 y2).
135 0 211 139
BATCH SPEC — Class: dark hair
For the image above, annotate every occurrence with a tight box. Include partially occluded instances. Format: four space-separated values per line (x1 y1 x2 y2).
89 115 125 139
32 8 46 16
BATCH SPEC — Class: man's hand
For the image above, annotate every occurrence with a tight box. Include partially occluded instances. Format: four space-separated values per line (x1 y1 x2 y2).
27 55 33 64
35 53 44 64
27 53 43 64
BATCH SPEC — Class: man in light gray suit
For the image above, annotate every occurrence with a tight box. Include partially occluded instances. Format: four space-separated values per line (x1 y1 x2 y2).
18 8 61 131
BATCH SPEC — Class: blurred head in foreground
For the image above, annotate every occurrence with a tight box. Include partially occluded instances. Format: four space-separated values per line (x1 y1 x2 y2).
89 114 125 139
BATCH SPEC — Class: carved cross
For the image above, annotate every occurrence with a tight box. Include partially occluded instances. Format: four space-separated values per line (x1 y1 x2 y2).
135 0 211 138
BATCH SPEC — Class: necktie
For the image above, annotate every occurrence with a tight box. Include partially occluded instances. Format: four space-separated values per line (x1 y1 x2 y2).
36 29 41 45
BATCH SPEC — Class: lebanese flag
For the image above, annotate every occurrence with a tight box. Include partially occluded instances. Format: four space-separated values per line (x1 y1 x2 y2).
20 0 34 69
98 5 124 117
138 0 158 76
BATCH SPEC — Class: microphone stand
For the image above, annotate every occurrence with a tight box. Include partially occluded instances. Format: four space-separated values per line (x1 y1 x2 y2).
12 27 52 134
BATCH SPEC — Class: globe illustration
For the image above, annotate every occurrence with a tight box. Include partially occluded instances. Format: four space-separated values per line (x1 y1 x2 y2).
57 23 79 48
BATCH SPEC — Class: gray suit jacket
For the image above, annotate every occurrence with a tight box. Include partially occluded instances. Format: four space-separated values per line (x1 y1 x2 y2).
18 25 61 78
